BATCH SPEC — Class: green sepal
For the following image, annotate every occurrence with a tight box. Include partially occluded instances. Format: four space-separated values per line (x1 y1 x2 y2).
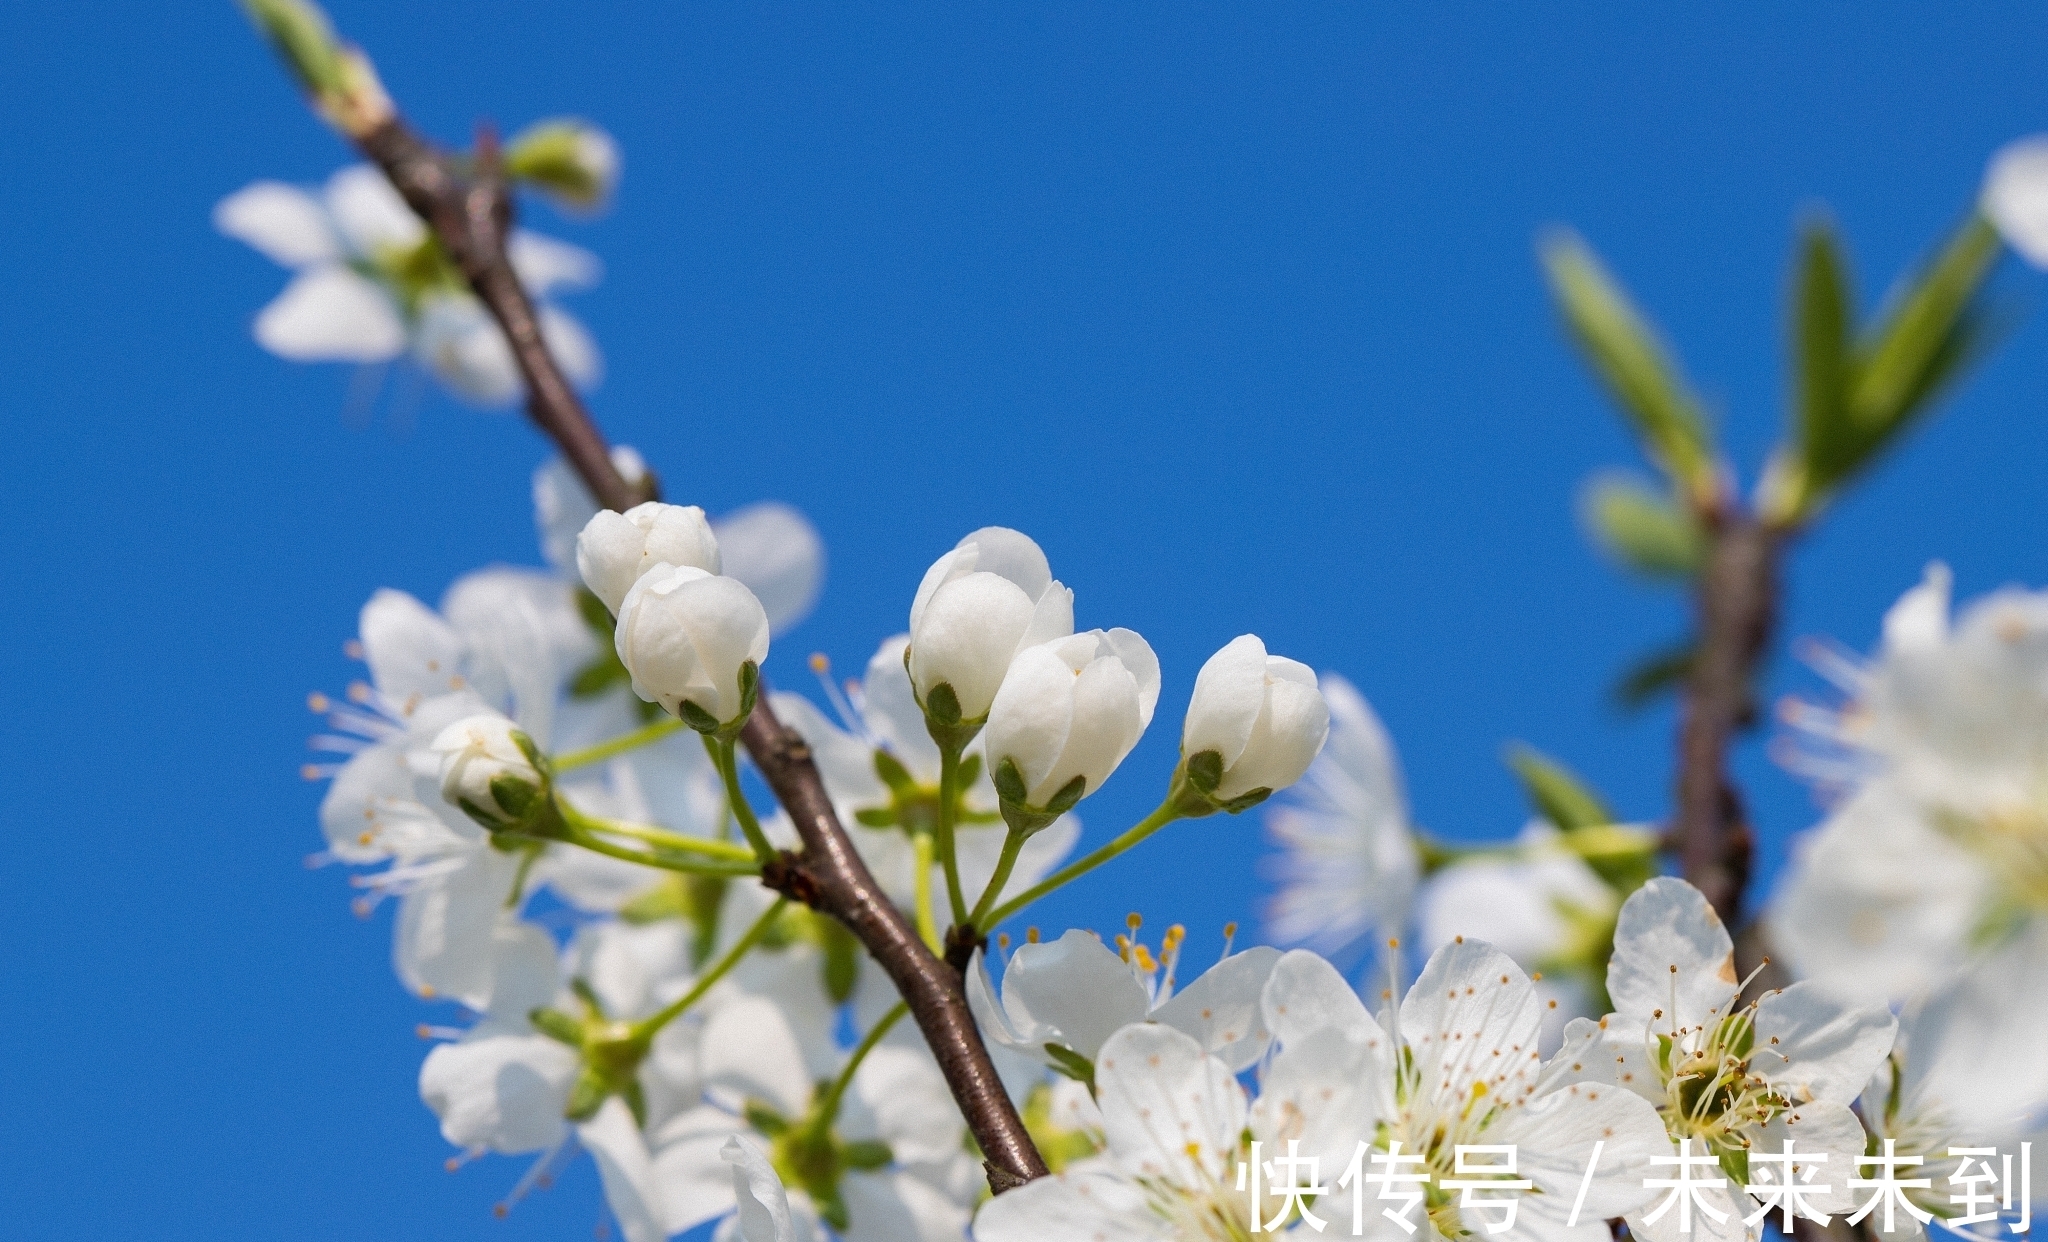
1184 749 1223 794
999 802 1061 837
620 1077 648 1129
570 651 631 699
872 749 917 794
1505 744 1612 832
991 756 1029 804
564 1068 610 1122
956 751 984 790
840 1140 893 1171
490 772 544 820
1612 639 1697 711
1717 1146 1750 1188
1043 774 1086 816
530 1006 584 1048
925 682 962 727
677 699 722 734
1043 1043 1097 1094
744 1099 790 1138
570 977 608 1018
853 806 898 828
1218 788 1272 814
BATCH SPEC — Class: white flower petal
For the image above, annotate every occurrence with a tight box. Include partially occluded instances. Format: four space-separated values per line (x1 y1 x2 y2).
253 266 406 362
214 181 341 267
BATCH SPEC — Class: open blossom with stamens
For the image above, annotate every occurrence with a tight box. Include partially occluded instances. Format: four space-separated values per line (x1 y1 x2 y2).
1264 673 1422 959
769 636 1080 911
419 921 704 1242
1774 565 2048 1001
1555 878 1895 1242
968 925 1281 1077
215 164 601 405
1252 940 1669 1242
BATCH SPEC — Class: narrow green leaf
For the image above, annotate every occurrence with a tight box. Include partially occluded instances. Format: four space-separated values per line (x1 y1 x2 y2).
1504 744 1613 831
1540 229 1716 494
1792 220 1857 495
1611 639 1697 711
1852 214 1999 432
1579 471 1705 579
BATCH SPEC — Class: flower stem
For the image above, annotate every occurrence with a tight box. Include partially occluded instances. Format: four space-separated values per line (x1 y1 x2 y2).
550 718 686 772
560 804 758 864
966 828 1029 929
635 897 787 1039
706 734 777 862
935 744 970 927
982 800 1182 930
912 832 942 954
561 828 762 878
808 1000 909 1140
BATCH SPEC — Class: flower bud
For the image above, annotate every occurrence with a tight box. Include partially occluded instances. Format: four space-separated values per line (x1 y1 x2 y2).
615 565 769 732
433 712 550 832
986 629 1160 831
576 502 722 615
906 527 1073 729
504 118 622 214
1180 634 1330 810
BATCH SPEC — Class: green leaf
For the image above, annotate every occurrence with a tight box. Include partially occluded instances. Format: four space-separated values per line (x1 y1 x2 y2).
1611 639 1697 711
1791 219 1857 495
575 587 615 635
1853 214 2000 433
820 917 861 1005
1540 229 1716 496
240 0 346 98
1504 744 1612 831
503 119 613 211
1579 471 1705 579
569 649 629 699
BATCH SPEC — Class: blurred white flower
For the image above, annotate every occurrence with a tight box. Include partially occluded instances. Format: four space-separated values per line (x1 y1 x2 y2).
720 1135 816 1242
1183 634 1330 803
1774 564 2048 1001
215 164 601 406
1263 672 1421 957
1983 134 2048 267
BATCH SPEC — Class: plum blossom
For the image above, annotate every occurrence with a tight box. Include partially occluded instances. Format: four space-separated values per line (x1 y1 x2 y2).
967 926 1281 1077
907 527 1074 724
578 501 723 614
1182 635 1331 806
612 566 770 730
215 164 600 405
984 627 1161 822
1264 672 1421 958
1555 878 1896 1242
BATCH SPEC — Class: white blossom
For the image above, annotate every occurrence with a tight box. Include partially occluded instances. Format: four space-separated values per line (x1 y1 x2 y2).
614 565 770 728
1184 634 1331 802
1983 134 2048 268
906 527 1073 723
720 1135 817 1242
967 927 1281 1074
577 501 724 615
1556 878 1896 1242
215 165 601 405
984 628 1161 813
432 712 544 831
1264 672 1422 957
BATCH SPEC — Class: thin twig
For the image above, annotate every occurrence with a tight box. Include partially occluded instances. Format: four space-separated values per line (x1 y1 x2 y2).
341 108 1046 1192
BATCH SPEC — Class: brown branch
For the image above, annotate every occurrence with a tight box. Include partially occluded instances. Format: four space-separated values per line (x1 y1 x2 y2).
341 106 1045 1191
1673 508 1779 927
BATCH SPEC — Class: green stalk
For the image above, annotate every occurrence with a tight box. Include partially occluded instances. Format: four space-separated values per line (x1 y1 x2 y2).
635 897 787 1038
935 745 969 926
966 828 1029 929
551 718 686 772
912 832 942 953
807 1000 909 1140
559 804 758 864
563 829 762 878
706 734 778 862
981 800 1182 930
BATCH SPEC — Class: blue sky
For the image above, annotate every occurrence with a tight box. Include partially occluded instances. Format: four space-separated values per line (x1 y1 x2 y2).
4 3 2047 1239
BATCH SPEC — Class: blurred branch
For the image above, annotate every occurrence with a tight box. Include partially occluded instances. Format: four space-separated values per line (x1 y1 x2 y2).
247 0 1047 1194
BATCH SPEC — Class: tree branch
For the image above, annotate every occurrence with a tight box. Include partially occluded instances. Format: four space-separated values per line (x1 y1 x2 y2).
342 108 1045 1191
1673 508 1778 927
